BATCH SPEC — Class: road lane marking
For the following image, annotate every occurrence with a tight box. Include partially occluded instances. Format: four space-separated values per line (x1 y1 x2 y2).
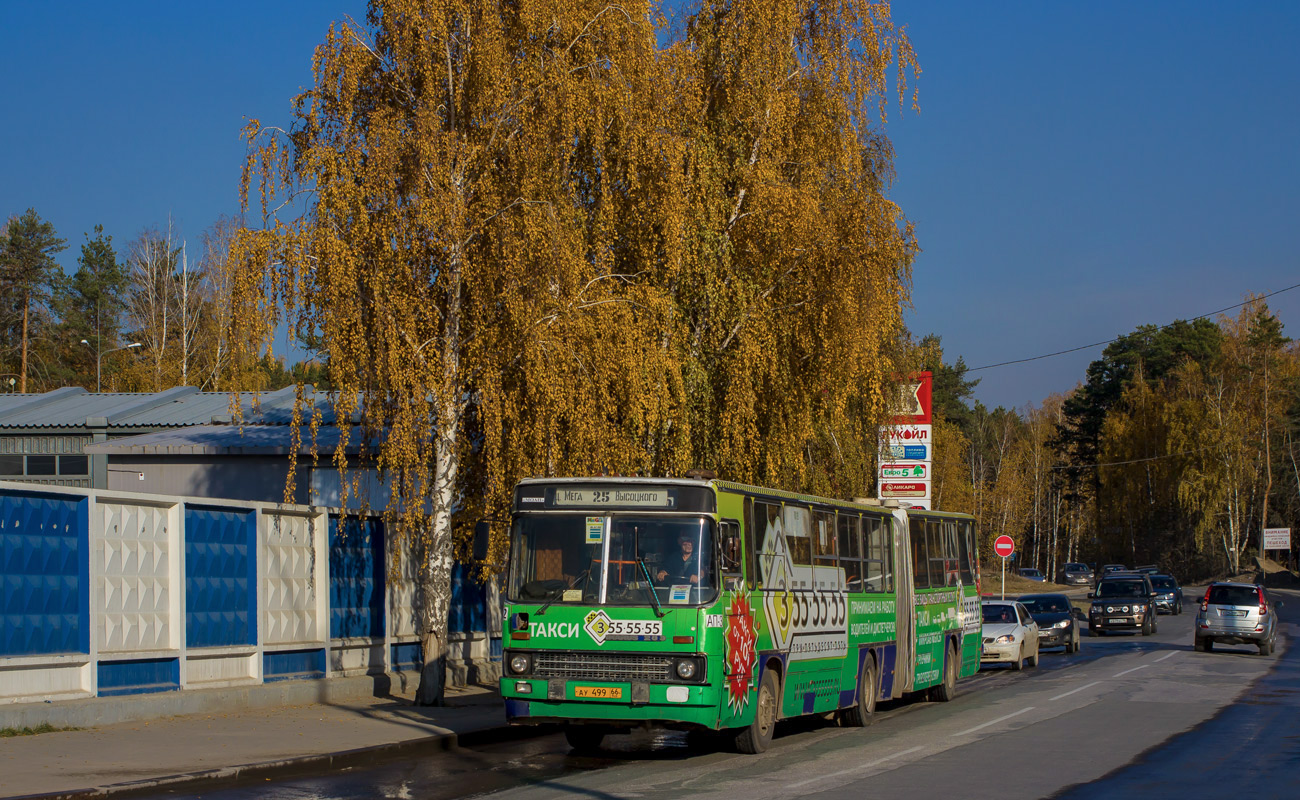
1113 664 1150 677
951 707 1035 737
787 745 925 788
1049 681 1100 701
1153 651 1177 663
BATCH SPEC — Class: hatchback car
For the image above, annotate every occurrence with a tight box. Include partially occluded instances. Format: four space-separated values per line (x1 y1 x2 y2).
1148 574 1182 615
1057 562 1094 586
1018 568 1046 582
980 600 1040 670
1088 574 1157 635
1018 593 1083 653
1195 582 1282 655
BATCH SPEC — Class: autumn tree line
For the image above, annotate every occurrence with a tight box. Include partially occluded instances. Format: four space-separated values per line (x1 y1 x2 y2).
919 302 1300 583
0 210 326 394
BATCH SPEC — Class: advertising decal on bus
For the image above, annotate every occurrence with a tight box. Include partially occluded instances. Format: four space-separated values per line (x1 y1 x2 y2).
724 591 758 713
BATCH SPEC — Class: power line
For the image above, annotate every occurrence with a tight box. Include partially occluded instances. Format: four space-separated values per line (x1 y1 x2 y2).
1052 446 1212 471
967 280 1300 373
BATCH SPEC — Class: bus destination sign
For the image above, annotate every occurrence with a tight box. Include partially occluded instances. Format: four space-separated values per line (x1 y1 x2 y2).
553 487 675 508
514 482 716 513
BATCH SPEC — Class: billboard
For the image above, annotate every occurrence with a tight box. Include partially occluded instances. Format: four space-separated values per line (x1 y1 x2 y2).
892 371 932 425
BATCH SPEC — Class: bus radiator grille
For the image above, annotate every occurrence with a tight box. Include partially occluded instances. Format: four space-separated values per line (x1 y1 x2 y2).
532 652 674 682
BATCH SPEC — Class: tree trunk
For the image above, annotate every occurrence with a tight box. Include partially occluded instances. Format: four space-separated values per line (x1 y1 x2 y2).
20 295 29 393
415 199 466 706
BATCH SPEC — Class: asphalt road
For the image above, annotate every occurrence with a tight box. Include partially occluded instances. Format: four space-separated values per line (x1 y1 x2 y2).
143 590 1297 800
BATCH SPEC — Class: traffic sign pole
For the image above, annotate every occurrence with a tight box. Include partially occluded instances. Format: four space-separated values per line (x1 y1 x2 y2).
993 535 1016 600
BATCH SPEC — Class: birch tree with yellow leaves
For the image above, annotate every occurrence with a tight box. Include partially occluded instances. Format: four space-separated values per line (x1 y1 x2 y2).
232 0 919 704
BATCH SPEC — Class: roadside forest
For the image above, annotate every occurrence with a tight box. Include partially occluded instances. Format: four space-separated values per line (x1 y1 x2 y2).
0 210 325 394
920 301 1300 582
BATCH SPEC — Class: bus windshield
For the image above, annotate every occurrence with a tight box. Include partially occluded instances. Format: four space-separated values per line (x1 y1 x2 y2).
508 514 717 607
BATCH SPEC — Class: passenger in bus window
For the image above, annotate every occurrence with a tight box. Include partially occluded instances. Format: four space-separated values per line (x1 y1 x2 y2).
657 532 699 585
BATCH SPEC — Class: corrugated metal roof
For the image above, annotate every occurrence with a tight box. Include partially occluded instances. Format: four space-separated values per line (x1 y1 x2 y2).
84 424 379 456
0 386 348 429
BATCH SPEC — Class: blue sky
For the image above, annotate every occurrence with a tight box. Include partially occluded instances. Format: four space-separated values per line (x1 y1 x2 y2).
3 2 1297 409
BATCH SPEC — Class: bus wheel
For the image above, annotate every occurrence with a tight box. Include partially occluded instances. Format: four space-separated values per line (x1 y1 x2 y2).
735 670 779 753
564 726 607 752
930 643 958 702
840 658 877 726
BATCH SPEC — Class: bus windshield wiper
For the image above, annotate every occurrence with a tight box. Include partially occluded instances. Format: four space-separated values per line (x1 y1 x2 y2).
636 557 666 618
537 568 591 616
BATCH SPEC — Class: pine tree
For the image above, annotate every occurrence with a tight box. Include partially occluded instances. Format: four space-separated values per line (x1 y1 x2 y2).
1 209 67 392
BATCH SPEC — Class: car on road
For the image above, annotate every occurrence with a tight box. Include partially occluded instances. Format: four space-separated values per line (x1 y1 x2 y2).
980 600 1040 670
1088 573 1158 636
1018 593 1084 653
1057 562 1094 586
1018 568 1046 582
1195 582 1282 655
1149 574 1183 615
1100 563 1128 576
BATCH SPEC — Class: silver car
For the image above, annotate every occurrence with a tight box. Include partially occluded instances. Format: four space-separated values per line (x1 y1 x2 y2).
1194 582 1282 655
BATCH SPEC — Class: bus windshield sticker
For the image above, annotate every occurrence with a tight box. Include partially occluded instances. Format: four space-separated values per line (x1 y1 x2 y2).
669 585 691 604
585 516 603 544
563 589 582 601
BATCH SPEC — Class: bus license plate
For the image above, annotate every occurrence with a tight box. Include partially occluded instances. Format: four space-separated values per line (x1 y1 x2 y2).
574 686 623 699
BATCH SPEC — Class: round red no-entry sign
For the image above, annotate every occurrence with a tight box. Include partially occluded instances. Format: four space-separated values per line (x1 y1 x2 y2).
994 535 1015 558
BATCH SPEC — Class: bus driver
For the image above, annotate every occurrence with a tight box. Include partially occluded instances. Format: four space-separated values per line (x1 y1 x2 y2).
656 532 699 585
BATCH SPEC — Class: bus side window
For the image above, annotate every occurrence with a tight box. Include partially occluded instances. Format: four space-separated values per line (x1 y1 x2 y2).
720 519 742 590
754 500 782 588
744 497 756 590
910 517 930 590
838 513 862 591
813 509 836 567
927 520 946 589
958 520 976 584
864 516 890 592
784 505 812 567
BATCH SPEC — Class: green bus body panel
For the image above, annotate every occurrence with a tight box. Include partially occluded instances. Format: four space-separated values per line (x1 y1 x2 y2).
501 480 981 732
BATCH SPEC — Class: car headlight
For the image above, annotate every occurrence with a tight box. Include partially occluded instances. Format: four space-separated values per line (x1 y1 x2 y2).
1091 605 1103 614
1106 606 1115 613
995 634 1015 644
1054 619 1071 629
1120 605 1130 613
509 653 532 675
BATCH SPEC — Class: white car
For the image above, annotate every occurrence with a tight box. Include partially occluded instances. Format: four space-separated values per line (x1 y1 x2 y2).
980 600 1040 670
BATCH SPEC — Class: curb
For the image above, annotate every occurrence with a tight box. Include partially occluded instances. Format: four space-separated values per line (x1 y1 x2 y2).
8 720 553 800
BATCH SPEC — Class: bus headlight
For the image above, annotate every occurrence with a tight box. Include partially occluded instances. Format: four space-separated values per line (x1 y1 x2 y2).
674 658 701 680
509 653 532 675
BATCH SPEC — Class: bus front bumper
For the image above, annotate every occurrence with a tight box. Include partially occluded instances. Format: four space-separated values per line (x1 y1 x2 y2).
501 678 722 729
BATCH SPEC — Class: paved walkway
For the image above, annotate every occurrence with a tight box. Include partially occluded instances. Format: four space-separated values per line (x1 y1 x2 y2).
0 683 515 799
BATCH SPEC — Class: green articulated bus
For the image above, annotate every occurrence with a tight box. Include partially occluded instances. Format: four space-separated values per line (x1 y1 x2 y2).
500 477 982 753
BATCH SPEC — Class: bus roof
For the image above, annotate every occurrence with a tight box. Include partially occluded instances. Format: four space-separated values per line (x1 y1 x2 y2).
513 476 973 519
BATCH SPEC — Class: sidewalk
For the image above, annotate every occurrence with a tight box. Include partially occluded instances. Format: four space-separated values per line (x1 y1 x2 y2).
0 682 521 800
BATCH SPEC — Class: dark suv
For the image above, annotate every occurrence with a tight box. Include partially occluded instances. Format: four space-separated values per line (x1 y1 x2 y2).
1088 574 1158 636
